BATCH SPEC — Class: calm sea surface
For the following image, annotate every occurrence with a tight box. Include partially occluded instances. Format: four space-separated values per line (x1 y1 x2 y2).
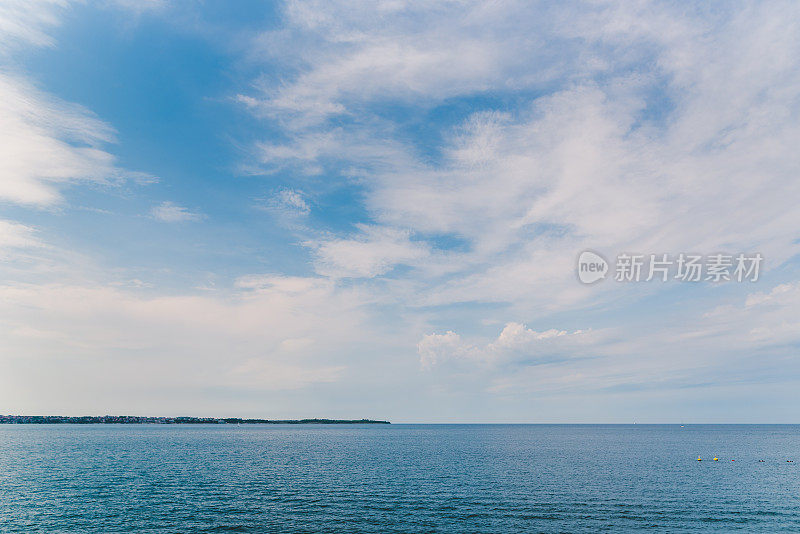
1 424 799 532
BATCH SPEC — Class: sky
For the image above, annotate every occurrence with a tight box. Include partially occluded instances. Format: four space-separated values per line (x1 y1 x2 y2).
1 0 799 423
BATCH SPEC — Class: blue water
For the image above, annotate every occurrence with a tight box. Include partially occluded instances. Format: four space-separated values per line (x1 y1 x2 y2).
1 425 799 532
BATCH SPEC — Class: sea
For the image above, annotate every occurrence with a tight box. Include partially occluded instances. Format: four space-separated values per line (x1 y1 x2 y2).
1 424 799 532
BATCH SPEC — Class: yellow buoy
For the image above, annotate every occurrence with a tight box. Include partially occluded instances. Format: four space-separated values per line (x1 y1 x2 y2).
713 457 718 461
697 457 702 461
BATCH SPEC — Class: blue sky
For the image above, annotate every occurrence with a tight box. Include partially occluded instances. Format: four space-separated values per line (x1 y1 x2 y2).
1 0 800 422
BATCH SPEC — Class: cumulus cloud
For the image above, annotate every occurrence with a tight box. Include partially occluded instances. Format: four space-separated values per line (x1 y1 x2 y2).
418 323 587 369
412 273 800 399
417 331 473 369
150 201 203 222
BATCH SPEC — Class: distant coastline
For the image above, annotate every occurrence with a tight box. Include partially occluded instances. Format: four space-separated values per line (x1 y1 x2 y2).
0 415 390 425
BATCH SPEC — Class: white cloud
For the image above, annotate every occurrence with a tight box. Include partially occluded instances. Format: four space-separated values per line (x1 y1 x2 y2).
225 2 800 411
245 1 606 126
744 282 799 308
308 224 429 278
0 219 43 252
0 0 65 53
0 272 372 409
240 1 800 319
259 188 310 217
234 274 328 293
150 201 203 222
0 74 118 206
0 2 158 208
703 281 800 348
417 331 469 369
276 189 309 215
418 322 587 369
420 278 800 397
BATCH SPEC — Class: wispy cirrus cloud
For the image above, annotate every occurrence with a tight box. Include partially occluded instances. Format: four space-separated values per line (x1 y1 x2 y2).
0 219 43 252
0 1 159 209
150 201 203 223
0 73 119 207
242 0 800 312
0 0 65 53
